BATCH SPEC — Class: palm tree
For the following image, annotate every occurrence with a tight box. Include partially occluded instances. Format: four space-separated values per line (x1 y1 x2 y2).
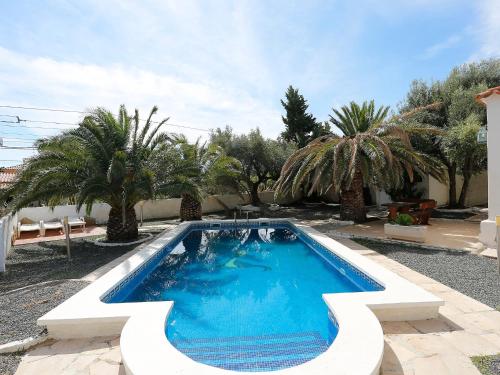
275 101 446 222
2 105 171 241
157 136 241 221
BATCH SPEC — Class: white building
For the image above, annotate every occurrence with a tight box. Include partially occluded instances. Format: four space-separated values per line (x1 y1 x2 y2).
476 86 500 248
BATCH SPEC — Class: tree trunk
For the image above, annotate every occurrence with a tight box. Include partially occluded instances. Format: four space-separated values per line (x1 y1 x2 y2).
447 163 458 208
107 206 138 241
180 193 202 221
458 170 472 208
250 183 261 205
340 170 366 222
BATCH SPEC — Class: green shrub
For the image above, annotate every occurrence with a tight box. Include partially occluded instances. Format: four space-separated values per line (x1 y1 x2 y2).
394 213 414 226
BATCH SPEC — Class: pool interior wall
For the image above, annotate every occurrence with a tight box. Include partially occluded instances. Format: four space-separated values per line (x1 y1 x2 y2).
103 222 384 372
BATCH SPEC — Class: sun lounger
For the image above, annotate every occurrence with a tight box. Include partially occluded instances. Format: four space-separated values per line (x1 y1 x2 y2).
17 218 43 237
41 219 64 236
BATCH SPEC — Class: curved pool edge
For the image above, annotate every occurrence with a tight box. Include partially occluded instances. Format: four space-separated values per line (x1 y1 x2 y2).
120 297 384 375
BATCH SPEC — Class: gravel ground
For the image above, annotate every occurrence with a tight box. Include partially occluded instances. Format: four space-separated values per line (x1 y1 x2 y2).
431 209 475 220
0 279 89 344
0 352 25 375
471 354 500 375
355 238 500 309
0 231 166 374
0 235 154 293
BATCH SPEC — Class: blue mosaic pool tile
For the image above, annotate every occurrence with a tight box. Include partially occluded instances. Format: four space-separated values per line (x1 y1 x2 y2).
169 330 331 372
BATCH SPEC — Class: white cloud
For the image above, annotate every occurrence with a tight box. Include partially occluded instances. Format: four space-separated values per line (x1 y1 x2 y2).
0 46 282 143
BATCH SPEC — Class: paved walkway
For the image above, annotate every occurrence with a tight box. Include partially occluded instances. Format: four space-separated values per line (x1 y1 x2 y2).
14 232 500 375
342 238 500 375
333 218 485 253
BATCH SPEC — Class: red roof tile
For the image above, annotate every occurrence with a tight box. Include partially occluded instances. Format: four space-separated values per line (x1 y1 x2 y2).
476 86 500 103
0 166 20 188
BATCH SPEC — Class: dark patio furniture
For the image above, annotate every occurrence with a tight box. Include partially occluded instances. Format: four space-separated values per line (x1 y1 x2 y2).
397 198 437 225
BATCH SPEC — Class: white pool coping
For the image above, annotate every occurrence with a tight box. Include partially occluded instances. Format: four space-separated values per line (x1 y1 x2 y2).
38 219 443 375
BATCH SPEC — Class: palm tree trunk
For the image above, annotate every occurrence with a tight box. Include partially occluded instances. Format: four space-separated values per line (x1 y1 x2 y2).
180 193 202 221
107 206 138 241
340 170 366 222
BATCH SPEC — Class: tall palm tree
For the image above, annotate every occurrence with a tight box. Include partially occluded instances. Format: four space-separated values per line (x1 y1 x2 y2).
157 136 241 221
275 101 446 222
2 105 171 241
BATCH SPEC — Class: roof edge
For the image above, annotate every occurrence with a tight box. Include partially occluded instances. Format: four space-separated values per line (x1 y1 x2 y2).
476 86 500 104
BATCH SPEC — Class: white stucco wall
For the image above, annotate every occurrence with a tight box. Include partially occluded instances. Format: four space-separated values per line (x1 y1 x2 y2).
17 192 276 225
427 172 488 207
479 93 500 247
372 172 487 208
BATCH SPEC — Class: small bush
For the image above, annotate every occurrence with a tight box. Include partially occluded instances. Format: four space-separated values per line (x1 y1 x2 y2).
394 213 414 226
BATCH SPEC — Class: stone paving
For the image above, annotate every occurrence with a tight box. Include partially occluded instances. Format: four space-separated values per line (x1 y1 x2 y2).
13 231 500 375
14 336 124 374
342 238 500 375
334 218 485 253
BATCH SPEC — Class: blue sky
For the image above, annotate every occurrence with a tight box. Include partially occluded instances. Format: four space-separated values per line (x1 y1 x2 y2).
0 0 499 166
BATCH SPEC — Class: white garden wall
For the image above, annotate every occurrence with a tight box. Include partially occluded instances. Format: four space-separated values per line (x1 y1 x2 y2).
372 172 488 208
427 172 488 207
17 192 275 225
0 212 16 272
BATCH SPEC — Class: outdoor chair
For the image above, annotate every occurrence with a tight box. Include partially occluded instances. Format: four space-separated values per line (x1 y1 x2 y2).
17 218 43 238
399 199 437 225
68 217 86 232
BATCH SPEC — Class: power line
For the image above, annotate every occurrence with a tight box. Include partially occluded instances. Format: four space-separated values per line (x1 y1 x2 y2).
2 140 35 144
0 146 36 150
0 104 87 114
1 136 40 141
0 121 71 130
0 105 212 132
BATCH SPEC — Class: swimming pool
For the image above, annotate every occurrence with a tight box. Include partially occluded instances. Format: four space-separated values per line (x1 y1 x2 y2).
105 223 383 371
39 219 443 375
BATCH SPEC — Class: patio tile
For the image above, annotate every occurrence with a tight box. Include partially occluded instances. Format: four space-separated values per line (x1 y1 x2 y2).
99 347 121 364
411 353 481 375
15 336 120 375
410 354 450 374
433 291 493 314
380 340 415 374
383 337 420 364
408 318 457 334
89 360 123 374
400 334 463 357
441 330 500 356
382 321 420 334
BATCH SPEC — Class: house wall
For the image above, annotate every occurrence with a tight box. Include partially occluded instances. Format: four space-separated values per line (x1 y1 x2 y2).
428 172 488 207
480 93 500 247
371 172 487 208
17 192 275 225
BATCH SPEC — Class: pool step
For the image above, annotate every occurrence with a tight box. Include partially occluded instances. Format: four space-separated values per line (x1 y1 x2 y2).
170 331 329 371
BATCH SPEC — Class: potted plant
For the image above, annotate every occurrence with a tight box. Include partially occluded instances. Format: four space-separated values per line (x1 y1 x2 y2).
384 213 427 243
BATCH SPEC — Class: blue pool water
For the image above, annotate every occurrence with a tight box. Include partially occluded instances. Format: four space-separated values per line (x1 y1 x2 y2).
107 224 383 371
